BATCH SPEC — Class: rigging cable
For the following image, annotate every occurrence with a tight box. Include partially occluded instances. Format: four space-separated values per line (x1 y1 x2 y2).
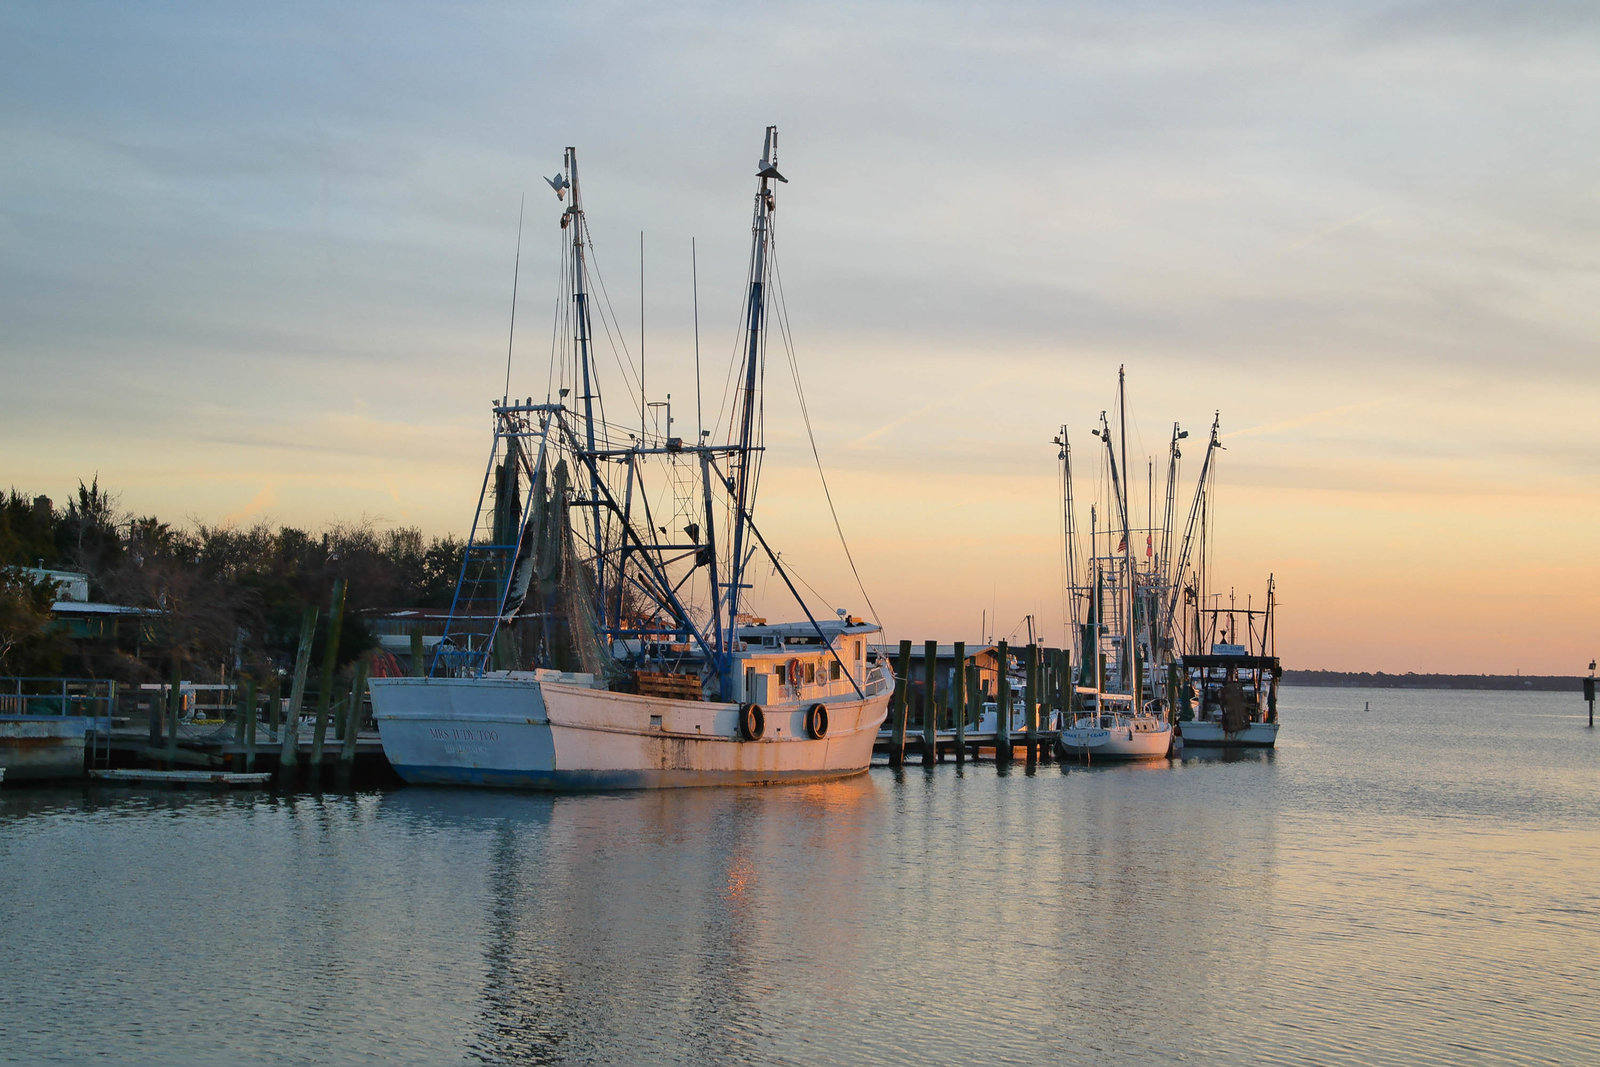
770 254 883 629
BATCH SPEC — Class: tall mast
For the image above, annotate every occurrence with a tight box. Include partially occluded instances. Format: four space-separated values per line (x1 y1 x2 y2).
1056 426 1079 638
552 148 606 620
1163 411 1221 641
1116 366 1141 712
725 125 785 651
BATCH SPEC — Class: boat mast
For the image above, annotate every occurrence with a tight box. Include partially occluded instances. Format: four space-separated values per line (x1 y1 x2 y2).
1162 411 1221 643
1116 366 1141 713
724 125 784 657
554 148 608 623
1056 426 1080 639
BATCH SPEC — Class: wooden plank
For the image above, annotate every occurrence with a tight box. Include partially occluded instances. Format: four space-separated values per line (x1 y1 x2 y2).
635 671 705 699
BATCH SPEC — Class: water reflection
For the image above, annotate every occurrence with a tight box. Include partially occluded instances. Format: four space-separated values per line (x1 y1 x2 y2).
4 690 1597 1065
377 779 882 1066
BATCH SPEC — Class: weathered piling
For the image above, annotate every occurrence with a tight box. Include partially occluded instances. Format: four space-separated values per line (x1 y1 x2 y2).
995 640 1011 763
965 662 979 759
148 686 162 749
888 640 912 767
410 627 425 677
340 659 368 769
243 677 258 773
1024 643 1040 761
922 640 938 765
951 641 967 764
310 579 347 774
233 682 247 747
165 659 182 769
278 606 319 779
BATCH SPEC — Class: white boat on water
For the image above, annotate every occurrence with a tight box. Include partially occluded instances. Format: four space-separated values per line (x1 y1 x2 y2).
371 128 892 789
1059 702 1175 760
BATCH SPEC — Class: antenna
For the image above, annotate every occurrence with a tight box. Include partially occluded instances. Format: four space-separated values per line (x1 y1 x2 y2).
504 193 524 398
633 231 640 444
692 237 703 441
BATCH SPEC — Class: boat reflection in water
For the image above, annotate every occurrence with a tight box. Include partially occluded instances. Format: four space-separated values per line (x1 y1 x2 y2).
377 776 881 1064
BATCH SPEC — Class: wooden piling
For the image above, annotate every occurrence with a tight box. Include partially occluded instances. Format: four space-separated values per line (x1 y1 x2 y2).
165 659 182 769
995 640 1011 763
965 663 979 761
888 640 912 767
310 579 347 774
148 687 162 749
243 677 258 773
233 681 247 747
278 606 319 779
340 659 369 769
951 641 966 764
1024 644 1040 760
922 640 938 765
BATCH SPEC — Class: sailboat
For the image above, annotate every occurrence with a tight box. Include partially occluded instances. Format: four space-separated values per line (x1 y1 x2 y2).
1056 368 1174 760
369 128 893 789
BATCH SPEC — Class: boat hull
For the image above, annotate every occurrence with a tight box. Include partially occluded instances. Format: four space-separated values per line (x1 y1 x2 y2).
0 717 92 782
371 674 890 790
1179 720 1279 747
1058 721 1173 760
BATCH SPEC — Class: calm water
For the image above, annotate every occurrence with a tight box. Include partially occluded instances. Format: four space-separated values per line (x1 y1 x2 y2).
3 687 1597 1066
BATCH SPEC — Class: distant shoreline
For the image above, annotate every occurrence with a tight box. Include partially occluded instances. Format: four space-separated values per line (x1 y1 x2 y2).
1282 670 1585 693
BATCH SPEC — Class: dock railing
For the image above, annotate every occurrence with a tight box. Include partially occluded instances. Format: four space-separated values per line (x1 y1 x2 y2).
0 676 118 767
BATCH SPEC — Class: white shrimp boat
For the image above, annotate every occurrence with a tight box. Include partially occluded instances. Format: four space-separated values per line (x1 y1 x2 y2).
372 128 892 790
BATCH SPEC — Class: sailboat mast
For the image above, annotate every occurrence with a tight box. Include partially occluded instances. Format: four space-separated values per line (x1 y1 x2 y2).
725 125 784 650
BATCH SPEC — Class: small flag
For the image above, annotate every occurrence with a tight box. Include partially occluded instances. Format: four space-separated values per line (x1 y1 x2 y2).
1116 534 1127 551
1146 534 1153 558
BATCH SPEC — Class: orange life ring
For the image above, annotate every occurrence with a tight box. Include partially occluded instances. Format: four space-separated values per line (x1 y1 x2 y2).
786 658 801 687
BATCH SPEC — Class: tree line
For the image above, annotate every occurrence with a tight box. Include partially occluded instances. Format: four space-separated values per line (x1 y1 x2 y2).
0 479 465 682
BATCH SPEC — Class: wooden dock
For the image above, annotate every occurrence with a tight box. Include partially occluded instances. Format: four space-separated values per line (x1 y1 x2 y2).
877 638 1079 767
874 728 1062 764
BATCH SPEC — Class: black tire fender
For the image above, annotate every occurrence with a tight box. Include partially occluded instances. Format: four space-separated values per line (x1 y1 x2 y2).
739 703 765 740
805 703 829 740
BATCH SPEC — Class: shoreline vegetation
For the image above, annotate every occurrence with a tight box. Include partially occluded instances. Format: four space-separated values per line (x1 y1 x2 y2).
1283 670 1585 692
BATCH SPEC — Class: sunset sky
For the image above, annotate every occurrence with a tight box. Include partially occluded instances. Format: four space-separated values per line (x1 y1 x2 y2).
3 2 1597 674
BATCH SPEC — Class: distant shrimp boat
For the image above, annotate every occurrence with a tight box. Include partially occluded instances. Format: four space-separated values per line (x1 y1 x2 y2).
1177 588 1282 748
371 128 892 790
